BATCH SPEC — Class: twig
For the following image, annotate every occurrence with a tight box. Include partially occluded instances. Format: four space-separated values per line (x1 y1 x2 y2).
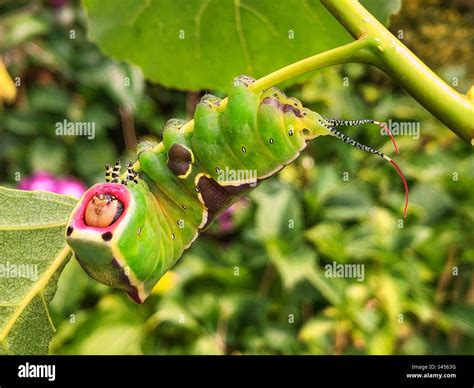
321 0 474 144
119 104 137 150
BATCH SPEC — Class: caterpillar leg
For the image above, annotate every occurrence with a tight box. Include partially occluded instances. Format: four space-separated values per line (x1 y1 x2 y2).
110 160 121 183
105 159 139 185
104 164 112 182
123 161 139 185
105 160 138 185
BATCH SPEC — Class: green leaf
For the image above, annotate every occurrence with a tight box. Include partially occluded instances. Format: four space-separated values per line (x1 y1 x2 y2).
439 306 474 337
268 245 316 290
82 0 400 91
0 187 77 354
361 0 401 25
410 184 453 224
28 85 72 114
101 63 145 110
253 183 303 251
0 13 50 50
367 327 393 355
305 222 348 262
267 243 342 305
299 317 335 343
74 324 143 355
323 185 372 222
49 259 91 316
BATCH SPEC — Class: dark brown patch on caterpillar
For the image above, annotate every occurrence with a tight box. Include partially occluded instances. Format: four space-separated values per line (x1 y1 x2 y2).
110 259 133 290
234 75 255 87
283 103 302 117
167 143 192 176
125 287 142 304
197 175 255 228
110 257 126 270
75 255 141 302
111 258 142 303
261 97 302 118
262 96 281 109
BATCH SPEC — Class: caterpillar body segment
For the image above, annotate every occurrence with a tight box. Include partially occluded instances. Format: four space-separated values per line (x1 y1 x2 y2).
65 75 405 303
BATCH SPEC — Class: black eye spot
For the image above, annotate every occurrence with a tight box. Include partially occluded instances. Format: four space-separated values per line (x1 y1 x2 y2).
182 204 187 209
137 227 142 236
215 167 221 173
269 138 274 144
102 232 113 241
195 187 200 192
288 129 294 136
66 226 73 236
171 233 175 240
241 146 247 153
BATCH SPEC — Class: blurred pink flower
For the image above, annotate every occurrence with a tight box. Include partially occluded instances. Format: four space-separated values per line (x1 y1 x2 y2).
18 171 87 199
57 177 88 199
217 198 250 233
218 210 234 233
18 171 58 192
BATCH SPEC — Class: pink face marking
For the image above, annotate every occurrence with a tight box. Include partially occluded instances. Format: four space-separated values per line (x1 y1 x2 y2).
69 183 131 234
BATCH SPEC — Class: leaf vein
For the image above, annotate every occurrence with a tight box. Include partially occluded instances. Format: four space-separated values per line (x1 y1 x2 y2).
0 222 66 231
239 1 280 39
194 0 212 59
234 0 253 74
0 246 70 343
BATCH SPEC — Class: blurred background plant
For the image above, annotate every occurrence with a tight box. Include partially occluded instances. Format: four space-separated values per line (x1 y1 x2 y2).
0 0 472 355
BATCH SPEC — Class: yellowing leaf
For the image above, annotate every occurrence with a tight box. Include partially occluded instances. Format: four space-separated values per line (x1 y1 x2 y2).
151 271 178 295
0 60 17 104
467 85 474 101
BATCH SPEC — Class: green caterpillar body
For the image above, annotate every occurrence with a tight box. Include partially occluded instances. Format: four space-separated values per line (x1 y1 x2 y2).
65 76 354 303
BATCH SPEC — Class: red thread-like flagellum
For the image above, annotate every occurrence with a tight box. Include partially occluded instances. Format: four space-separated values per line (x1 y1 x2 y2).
380 122 399 154
389 159 409 218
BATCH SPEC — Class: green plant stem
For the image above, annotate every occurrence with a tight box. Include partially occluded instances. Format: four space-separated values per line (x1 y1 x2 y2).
250 39 373 93
182 39 373 130
321 0 474 144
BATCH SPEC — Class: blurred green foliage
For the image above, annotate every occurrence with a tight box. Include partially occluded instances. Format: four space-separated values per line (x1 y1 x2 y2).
1 1 473 355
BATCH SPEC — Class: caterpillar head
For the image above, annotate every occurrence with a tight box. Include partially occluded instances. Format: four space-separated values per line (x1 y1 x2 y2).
65 182 165 303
